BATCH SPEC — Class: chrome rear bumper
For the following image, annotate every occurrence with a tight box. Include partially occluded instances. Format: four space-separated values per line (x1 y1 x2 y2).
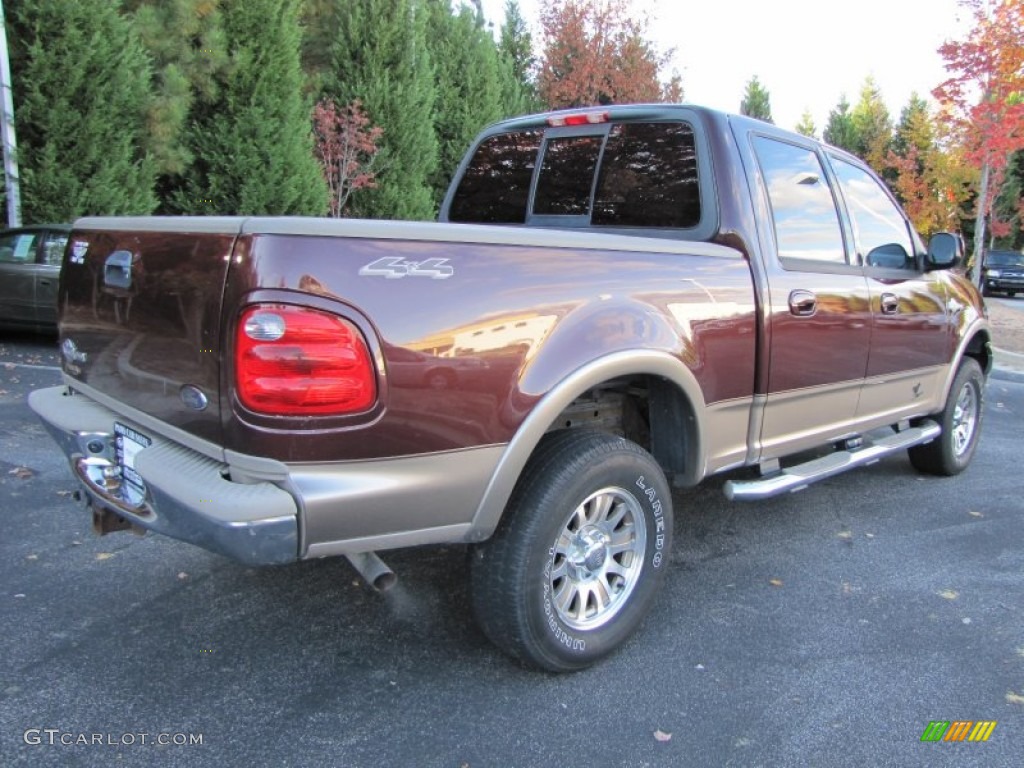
28 385 298 565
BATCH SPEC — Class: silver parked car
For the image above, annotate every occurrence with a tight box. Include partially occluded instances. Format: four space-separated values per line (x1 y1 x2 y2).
0 224 70 332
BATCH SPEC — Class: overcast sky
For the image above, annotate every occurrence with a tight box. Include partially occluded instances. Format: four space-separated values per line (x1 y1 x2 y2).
478 0 971 133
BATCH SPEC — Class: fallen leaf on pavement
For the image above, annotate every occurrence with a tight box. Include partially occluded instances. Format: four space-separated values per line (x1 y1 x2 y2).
8 467 33 479
653 730 672 742
836 530 853 541
95 553 114 561
938 589 958 600
26 554 38 561
769 578 783 587
1007 692 1024 705
969 511 984 518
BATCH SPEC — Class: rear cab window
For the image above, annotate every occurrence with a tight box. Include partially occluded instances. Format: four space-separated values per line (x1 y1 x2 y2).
444 111 713 238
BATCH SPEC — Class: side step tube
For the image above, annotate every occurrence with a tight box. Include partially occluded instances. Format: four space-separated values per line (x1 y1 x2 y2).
724 420 940 502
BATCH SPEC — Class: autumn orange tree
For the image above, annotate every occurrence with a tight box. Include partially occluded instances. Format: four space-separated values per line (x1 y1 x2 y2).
884 94 975 236
312 99 383 217
536 0 681 109
934 0 1024 278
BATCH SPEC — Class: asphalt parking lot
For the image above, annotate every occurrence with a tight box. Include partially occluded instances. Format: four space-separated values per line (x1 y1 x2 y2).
0 332 1022 768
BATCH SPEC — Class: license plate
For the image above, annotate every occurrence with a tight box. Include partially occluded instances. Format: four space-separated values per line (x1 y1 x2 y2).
114 422 152 506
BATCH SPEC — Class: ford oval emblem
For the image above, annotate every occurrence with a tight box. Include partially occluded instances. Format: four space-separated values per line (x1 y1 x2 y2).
179 385 208 411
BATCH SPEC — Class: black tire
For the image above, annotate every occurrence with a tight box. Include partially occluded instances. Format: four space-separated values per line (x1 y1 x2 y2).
908 358 985 476
470 429 673 672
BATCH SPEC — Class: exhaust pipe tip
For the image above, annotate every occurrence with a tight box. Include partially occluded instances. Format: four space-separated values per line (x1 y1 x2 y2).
346 551 397 592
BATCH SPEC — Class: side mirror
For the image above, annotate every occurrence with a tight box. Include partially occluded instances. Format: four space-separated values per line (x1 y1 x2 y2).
926 232 961 270
865 243 911 269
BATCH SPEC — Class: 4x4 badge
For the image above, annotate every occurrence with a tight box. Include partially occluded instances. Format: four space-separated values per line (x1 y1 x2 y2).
358 257 453 280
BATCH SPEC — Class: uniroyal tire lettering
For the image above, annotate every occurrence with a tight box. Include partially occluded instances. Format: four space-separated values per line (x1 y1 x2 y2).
542 553 585 651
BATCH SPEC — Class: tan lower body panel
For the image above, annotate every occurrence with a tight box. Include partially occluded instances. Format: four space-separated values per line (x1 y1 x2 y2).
754 365 950 464
856 365 949 423
704 396 756 474
758 378 863 460
293 445 505 556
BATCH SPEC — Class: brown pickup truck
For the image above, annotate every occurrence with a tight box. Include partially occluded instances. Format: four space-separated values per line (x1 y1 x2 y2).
30 105 989 671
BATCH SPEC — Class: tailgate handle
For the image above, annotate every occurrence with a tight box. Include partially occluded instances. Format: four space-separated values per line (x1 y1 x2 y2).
104 250 135 289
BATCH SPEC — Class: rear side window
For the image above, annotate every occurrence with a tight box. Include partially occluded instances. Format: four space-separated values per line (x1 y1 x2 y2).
448 130 543 223
0 231 38 264
42 233 69 266
448 121 702 229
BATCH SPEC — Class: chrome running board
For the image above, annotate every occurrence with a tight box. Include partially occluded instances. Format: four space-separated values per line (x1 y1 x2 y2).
724 421 941 501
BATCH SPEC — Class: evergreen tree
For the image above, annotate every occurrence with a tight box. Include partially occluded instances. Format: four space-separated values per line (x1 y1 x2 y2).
324 0 438 220
498 0 540 115
824 94 858 153
300 0 337 94
8 0 157 222
126 1 230 213
125 0 229 184
173 0 327 215
739 75 773 123
991 149 1024 248
850 75 892 172
795 109 817 138
426 1 506 205
892 93 933 159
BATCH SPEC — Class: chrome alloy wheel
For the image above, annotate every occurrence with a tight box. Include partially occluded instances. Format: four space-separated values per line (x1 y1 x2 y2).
951 380 978 457
547 487 648 631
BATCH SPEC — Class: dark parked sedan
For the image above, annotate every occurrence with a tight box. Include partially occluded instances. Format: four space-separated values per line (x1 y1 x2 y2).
0 224 70 332
982 249 1024 297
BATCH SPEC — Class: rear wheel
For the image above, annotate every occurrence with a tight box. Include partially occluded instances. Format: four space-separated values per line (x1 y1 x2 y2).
470 430 673 672
908 358 984 476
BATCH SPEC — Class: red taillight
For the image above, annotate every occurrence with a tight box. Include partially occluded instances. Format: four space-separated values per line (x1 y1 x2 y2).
546 111 609 127
235 304 376 416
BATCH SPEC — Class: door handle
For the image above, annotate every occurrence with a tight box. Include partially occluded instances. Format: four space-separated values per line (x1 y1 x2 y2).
788 290 817 317
39 279 52 286
880 293 899 315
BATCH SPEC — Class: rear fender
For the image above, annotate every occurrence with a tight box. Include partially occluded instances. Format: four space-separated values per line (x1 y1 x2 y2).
468 349 706 542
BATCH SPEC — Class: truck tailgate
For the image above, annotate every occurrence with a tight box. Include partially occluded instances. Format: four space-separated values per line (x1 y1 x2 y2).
58 218 242 447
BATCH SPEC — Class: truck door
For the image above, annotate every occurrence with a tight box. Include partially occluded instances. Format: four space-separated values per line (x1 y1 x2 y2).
750 135 872 458
827 155 952 420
